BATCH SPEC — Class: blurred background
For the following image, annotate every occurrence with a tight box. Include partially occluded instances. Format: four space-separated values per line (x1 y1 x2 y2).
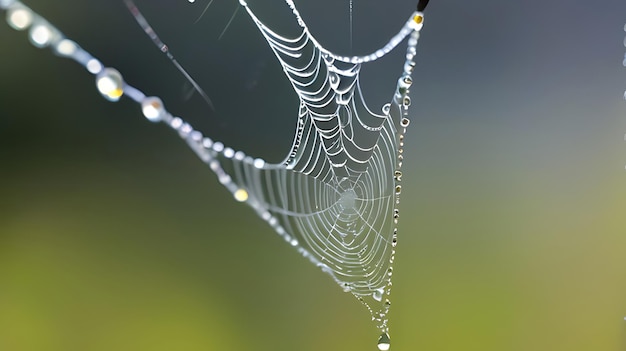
1 0 626 350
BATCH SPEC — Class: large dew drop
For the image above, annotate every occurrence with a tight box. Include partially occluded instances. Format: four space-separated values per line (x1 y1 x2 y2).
377 332 391 351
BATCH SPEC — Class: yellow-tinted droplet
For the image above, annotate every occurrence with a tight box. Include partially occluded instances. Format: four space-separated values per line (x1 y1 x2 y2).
413 14 423 24
96 68 124 102
234 188 249 202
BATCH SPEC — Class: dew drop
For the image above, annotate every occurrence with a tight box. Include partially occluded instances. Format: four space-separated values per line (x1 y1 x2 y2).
394 170 402 182
403 60 415 74
86 59 102 74
141 96 165 122
329 72 339 89
218 174 231 185
322 52 335 65
190 131 202 142
402 96 411 107
234 188 248 202
377 333 391 351
96 67 124 102
223 147 235 158
398 75 412 89
372 287 384 301
381 103 391 115
7 5 33 30
253 158 265 169
212 141 224 152
54 39 77 57
29 23 54 48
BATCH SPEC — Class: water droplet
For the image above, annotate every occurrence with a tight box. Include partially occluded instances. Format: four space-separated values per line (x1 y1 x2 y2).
394 171 402 182
329 72 339 89
212 141 224 152
402 96 411 107
141 96 165 122
96 67 124 102
223 147 235 158
29 23 55 48
377 333 391 351
234 188 249 202
381 103 391 115
398 75 412 89
373 287 384 301
253 158 265 169
7 5 33 30
403 60 416 74
83 58 102 74
322 53 335 65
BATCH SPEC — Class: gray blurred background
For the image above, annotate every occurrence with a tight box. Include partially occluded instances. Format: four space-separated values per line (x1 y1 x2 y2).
1 0 626 350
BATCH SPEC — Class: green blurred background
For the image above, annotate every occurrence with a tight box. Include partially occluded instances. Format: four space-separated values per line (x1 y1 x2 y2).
1 0 626 350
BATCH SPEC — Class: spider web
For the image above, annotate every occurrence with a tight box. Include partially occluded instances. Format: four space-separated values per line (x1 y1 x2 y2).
0 0 426 345
180 0 425 336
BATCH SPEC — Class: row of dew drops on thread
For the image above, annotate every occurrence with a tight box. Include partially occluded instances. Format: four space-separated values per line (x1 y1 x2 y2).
0 0 258 207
